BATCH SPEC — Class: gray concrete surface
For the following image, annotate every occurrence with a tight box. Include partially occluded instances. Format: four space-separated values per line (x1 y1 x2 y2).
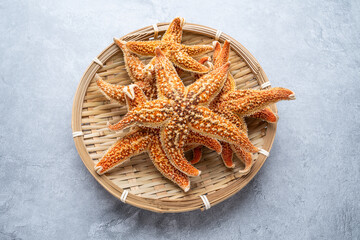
1 0 359 239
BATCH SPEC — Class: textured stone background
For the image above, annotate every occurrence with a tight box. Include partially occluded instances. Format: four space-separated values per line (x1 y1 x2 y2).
1 0 359 239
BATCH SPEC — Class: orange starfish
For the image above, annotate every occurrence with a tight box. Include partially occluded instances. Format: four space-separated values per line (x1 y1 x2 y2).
97 36 199 104
96 39 157 104
196 55 278 122
125 17 214 75
108 48 259 177
191 41 295 175
95 84 222 191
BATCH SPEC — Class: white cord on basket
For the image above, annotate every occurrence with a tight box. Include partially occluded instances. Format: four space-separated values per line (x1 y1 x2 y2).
259 148 270 157
215 30 222 41
261 82 271 89
120 190 129 203
152 24 159 39
93 57 104 67
72 131 84 138
200 195 211 210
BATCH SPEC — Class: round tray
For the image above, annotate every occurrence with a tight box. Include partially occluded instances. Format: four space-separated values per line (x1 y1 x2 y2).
72 22 277 213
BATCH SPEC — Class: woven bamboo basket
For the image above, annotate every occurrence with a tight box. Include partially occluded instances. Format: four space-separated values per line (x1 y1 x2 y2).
72 21 277 213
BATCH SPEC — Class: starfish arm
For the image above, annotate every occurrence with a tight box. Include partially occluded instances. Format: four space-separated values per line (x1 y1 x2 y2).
198 56 211 65
135 81 157 101
209 74 237 108
189 106 258 153
148 137 190 192
122 84 147 111
187 131 222 154
155 48 185 99
190 146 203 164
160 120 201 177
114 38 151 82
220 87 295 116
161 17 185 43
140 57 157 80
126 40 161 56
194 41 234 104
186 62 230 105
213 40 230 68
221 110 248 132
96 75 126 104
183 143 197 152
94 130 152 174
108 99 172 131
221 73 237 95
169 50 210 74
181 44 214 57
232 144 253 175
248 107 278 123
211 111 246 168
221 142 235 168
210 41 235 103
194 56 212 80
213 41 221 62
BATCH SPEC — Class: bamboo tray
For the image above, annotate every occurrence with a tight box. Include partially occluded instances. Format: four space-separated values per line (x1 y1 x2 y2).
72 21 277 213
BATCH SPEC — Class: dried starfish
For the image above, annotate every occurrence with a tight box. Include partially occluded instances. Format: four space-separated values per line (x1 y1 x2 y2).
196 55 278 123
108 48 259 177
191 41 295 175
95 84 222 191
96 39 157 104
125 17 214 75
97 36 200 104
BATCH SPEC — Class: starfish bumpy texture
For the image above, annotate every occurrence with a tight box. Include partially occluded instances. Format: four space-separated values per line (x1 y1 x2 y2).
191 41 295 174
95 84 222 191
108 48 259 177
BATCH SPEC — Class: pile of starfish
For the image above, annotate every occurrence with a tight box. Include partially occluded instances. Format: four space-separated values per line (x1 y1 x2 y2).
94 17 295 192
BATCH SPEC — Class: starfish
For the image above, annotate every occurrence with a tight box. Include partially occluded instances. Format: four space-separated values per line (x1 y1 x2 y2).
96 39 157 104
108 48 259 177
97 36 201 104
195 55 278 122
191 41 295 175
125 17 214 75
94 84 222 191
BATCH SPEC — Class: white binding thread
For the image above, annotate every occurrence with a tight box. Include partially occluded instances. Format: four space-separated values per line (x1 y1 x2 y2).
120 190 129 203
215 30 222 41
261 82 271 89
200 195 211 210
72 131 83 138
93 57 104 67
123 84 136 100
259 148 270 157
152 24 159 39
